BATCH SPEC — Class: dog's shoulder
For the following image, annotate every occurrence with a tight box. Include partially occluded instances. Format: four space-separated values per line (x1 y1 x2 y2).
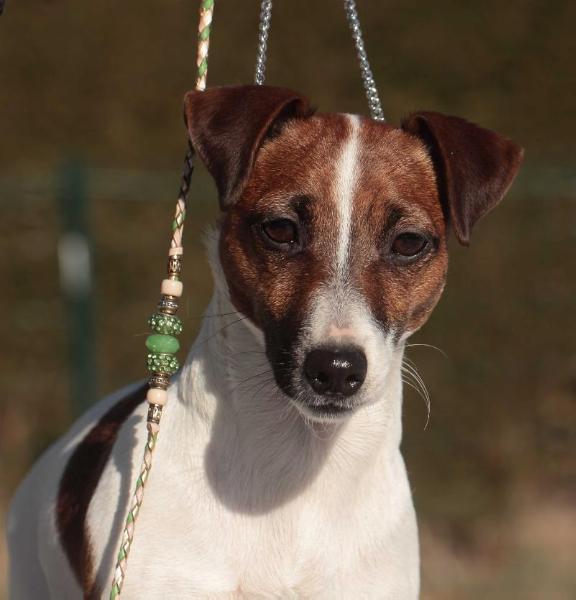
7 381 147 598
56 382 147 592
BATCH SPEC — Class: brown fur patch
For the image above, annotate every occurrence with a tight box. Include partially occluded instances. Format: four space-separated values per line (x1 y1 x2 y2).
218 114 354 389
185 86 522 394
401 111 523 244
56 384 146 597
184 85 313 208
219 114 351 327
205 96 520 396
351 118 449 334
220 113 449 345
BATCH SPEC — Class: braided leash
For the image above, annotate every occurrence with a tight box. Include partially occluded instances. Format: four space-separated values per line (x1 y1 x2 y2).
109 1 383 596
108 1 215 598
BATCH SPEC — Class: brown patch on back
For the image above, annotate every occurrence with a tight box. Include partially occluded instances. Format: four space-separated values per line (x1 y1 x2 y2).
56 384 146 597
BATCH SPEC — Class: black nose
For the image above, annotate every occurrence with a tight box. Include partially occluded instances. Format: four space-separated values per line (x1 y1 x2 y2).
304 347 367 397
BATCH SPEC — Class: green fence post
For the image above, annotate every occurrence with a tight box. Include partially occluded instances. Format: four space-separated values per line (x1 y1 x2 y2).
57 160 98 415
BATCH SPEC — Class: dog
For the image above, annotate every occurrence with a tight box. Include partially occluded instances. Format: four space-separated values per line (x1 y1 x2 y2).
7 85 523 599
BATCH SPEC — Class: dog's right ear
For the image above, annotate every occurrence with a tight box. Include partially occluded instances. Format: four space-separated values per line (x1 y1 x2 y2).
184 85 312 210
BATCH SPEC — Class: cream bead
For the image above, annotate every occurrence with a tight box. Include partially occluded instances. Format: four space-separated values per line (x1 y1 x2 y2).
169 246 184 256
161 278 183 297
147 387 168 406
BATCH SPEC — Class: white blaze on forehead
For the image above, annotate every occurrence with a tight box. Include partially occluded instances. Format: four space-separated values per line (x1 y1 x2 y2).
334 115 360 276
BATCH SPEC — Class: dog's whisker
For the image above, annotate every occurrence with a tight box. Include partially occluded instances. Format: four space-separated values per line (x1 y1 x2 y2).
405 342 448 359
401 360 431 429
401 376 431 428
197 310 243 320
237 373 276 396
229 368 275 395
401 361 428 392
247 377 280 407
401 366 430 409
229 358 271 370
182 309 243 321
194 315 250 348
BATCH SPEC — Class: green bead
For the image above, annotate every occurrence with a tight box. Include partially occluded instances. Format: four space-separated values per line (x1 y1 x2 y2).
146 334 180 354
148 313 183 336
147 352 179 375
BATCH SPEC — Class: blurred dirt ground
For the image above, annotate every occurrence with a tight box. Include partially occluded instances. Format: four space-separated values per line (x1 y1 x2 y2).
1 0 575 597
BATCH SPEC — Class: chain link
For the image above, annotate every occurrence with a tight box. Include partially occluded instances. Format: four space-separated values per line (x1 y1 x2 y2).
254 0 273 85
344 0 384 121
254 0 384 120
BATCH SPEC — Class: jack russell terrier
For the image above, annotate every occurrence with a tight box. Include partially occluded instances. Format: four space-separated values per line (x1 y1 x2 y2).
8 85 523 599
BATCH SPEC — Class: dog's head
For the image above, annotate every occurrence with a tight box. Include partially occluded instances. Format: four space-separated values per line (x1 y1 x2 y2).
184 85 523 420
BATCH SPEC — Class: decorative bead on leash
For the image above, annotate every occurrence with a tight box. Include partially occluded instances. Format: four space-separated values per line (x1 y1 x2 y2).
109 1 383 596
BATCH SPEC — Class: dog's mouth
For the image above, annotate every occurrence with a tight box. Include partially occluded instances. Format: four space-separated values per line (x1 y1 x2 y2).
291 393 357 421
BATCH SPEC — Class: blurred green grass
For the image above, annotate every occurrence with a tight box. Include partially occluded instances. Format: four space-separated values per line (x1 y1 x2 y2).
1 0 575 597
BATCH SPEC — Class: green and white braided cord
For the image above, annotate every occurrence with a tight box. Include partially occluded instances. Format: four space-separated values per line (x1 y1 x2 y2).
196 0 214 92
171 0 214 251
109 431 157 599
109 0 384 595
108 2 215 598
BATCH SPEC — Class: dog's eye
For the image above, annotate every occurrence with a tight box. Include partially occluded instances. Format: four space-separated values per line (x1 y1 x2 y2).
262 218 298 246
391 232 429 259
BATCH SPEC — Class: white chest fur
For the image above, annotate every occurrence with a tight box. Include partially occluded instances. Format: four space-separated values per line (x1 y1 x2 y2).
85 295 419 598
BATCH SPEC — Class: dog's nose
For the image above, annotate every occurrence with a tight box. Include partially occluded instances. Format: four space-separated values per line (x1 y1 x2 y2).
304 347 367 397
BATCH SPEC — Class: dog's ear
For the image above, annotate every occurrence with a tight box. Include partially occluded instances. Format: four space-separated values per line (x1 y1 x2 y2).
184 85 313 209
401 111 523 245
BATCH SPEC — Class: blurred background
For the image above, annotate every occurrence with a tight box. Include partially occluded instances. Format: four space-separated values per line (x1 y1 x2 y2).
1 0 575 598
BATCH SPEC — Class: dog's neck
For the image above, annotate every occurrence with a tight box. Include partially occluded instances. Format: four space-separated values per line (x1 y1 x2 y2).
170 254 405 514
172 299 405 514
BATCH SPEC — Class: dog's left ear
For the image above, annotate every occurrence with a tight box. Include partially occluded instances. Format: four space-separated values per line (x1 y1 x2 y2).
402 111 523 245
184 85 313 209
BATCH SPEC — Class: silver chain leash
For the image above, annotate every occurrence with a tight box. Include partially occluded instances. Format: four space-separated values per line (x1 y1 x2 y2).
255 0 384 120
254 0 273 85
344 0 385 121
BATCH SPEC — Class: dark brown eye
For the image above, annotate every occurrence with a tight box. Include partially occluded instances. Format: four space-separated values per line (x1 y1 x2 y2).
391 232 429 259
262 218 298 247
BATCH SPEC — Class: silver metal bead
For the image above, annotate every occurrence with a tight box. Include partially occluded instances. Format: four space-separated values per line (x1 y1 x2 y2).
158 295 179 315
147 403 163 425
148 373 170 390
167 254 183 279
